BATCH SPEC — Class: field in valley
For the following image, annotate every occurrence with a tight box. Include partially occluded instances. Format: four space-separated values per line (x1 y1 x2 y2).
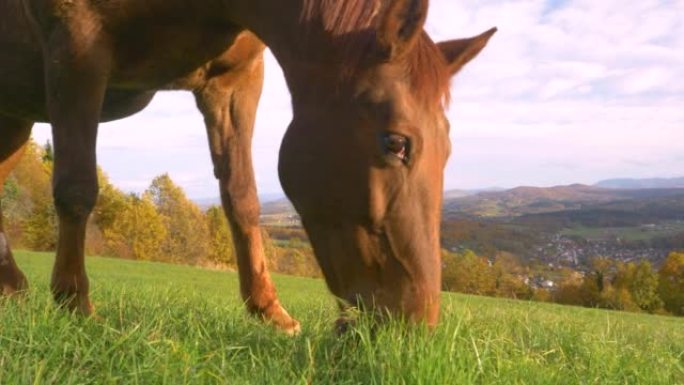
1 251 682 384
559 221 684 242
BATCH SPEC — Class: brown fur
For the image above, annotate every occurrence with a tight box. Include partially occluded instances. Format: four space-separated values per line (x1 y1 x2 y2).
300 0 450 108
0 0 495 332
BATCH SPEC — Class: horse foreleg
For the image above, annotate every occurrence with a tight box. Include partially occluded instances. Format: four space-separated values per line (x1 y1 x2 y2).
194 60 300 335
41 28 111 316
0 115 32 295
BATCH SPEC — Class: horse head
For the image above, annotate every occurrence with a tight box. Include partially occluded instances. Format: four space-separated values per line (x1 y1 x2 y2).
278 0 495 326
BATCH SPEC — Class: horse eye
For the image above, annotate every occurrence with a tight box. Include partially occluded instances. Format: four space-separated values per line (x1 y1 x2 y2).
383 133 409 162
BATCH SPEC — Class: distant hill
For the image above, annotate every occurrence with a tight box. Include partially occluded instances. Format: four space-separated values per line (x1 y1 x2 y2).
200 182 684 220
194 192 287 210
219 181 684 267
443 184 684 218
443 187 505 200
261 198 296 215
443 184 618 218
443 189 472 200
595 177 684 189
258 183 684 219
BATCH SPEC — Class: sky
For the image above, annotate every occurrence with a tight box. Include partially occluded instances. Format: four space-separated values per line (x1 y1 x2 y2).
31 0 684 199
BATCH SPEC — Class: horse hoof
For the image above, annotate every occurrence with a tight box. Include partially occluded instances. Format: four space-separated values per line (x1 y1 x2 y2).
253 300 301 335
335 317 356 335
268 306 301 336
1 284 28 296
55 296 102 321
56 297 95 316
280 318 301 336
52 290 94 316
0 272 29 296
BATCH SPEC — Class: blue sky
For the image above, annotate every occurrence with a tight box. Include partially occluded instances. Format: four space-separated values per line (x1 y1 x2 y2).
32 0 684 199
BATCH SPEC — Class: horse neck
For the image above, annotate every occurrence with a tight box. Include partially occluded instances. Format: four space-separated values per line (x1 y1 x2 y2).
225 0 354 104
225 0 304 54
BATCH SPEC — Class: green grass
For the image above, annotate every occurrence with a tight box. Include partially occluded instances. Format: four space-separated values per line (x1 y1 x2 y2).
2 251 683 384
560 222 684 242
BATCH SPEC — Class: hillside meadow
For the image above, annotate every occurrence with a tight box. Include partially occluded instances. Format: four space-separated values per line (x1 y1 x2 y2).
1 251 682 384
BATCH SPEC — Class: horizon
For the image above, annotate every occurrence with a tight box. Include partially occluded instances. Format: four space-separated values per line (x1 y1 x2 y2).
30 0 684 199
193 176 684 205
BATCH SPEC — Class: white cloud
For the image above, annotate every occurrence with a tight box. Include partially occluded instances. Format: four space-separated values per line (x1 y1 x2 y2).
31 0 684 197
617 67 674 94
431 0 683 189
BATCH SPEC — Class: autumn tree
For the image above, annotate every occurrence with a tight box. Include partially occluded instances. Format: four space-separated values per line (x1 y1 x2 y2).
590 260 662 313
1 174 25 239
626 261 663 313
205 205 235 268
20 141 57 250
659 252 684 315
23 200 58 251
79 167 127 255
580 257 618 308
492 252 532 299
554 268 588 306
105 193 167 261
2 140 54 246
442 249 496 295
596 272 636 311
566 258 664 313
268 237 320 277
92 168 127 233
590 256 613 293
554 282 585 306
146 174 209 264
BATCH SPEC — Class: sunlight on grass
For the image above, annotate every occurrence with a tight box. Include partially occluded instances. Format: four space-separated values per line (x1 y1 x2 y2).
1 251 682 384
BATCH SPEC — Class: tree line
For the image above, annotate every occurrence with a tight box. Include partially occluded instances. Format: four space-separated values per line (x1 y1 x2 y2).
1 141 318 276
2 141 682 316
441 249 684 316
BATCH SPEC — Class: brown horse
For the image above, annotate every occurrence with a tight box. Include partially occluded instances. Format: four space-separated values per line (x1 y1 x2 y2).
0 0 494 332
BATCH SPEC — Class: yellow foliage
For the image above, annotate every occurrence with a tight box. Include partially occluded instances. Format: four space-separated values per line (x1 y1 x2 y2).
105 194 167 261
659 252 684 315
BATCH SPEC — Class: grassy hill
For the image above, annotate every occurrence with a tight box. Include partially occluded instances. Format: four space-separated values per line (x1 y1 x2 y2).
443 184 684 219
1 251 682 384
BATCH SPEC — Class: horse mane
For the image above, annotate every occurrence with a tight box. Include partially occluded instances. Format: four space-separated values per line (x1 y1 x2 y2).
300 0 451 108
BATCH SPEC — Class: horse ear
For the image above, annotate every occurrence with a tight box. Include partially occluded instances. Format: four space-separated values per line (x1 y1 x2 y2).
437 27 497 76
376 0 429 59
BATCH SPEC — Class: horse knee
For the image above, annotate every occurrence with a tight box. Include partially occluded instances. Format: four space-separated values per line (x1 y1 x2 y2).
53 178 98 221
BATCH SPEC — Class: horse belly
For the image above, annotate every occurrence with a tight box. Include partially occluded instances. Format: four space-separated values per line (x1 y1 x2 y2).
0 4 173 123
0 55 47 122
0 1 246 122
0 0 49 121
